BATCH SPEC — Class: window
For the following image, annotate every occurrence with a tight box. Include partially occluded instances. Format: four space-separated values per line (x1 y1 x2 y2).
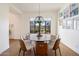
30 17 51 34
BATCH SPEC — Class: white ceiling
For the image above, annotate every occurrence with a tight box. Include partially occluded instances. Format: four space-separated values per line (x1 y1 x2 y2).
12 3 68 13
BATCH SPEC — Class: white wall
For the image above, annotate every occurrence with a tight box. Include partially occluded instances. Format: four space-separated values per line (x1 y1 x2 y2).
24 11 58 35
58 4 79 54
9 12 24 39
58 28 79 54
9 9 58 39
0 4 9 54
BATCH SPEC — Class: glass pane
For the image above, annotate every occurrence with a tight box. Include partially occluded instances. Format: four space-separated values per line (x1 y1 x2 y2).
40 21 45 34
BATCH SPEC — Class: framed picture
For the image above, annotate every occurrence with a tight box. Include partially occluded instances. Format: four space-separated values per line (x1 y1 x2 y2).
66 19 74 29
70 3 78 17
58 19 63 26
59 12 63 17
76 18 79 30
62 20 67 29
64 7 70 19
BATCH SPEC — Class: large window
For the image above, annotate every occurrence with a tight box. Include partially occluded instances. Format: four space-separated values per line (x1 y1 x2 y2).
30 17 51 34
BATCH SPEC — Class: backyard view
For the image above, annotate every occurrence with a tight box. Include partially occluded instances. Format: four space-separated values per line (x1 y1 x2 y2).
30 18 51 34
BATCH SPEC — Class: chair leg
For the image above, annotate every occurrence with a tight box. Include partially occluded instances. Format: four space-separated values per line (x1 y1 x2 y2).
23 51 25 56
55 50 56 56
33 48 36 56
18 48 21 56
59 47 61 56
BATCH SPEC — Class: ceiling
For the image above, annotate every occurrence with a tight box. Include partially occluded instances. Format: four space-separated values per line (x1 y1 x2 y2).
12 3 68 13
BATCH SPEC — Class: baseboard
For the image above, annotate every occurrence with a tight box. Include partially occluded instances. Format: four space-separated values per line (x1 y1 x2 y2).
61 41 79 55
0 47 9 55
9 39 20 40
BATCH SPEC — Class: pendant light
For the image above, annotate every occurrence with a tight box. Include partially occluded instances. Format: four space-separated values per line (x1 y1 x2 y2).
35 3 44 37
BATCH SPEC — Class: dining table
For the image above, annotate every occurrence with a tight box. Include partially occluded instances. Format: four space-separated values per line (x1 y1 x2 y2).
30 34 51 41
23 34 56 55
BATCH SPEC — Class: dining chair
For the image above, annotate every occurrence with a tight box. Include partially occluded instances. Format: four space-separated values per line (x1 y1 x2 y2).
49 35 56 43
25 33 30 40
52 38 61 56
18 39 27 56
18 39 33 56
48 35 56 49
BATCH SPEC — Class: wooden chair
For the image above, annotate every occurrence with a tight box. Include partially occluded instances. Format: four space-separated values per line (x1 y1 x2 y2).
34 41 48 56
18 39 33 56
52 38 61 56
18 39 27 56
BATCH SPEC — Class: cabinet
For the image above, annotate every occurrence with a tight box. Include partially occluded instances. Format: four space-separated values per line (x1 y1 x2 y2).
35 41 48 56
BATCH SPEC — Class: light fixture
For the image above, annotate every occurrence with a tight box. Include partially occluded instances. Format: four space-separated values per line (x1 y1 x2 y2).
34 3 44 37
35 3 44 22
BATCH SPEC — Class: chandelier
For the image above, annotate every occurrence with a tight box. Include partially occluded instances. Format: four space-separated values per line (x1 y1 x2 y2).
34 3 44 37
